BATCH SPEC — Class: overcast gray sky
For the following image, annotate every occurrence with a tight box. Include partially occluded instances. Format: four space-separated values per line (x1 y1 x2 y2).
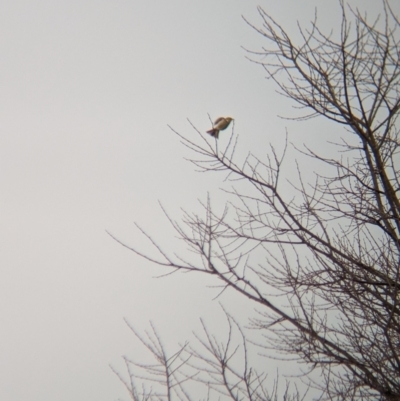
0 1 396 400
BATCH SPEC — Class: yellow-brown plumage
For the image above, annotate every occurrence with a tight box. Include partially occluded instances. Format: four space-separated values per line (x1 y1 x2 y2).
206 117 233 139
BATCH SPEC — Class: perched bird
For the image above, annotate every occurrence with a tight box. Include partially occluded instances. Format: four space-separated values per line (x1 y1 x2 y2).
206 117 233 139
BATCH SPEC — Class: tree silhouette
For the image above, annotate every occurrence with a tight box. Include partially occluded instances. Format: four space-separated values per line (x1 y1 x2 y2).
111 2 400 400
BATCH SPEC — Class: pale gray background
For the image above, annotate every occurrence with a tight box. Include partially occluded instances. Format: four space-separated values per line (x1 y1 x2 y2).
0 1 394 400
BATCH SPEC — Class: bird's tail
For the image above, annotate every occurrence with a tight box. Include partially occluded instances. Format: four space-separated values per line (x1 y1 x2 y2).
206 129 219 139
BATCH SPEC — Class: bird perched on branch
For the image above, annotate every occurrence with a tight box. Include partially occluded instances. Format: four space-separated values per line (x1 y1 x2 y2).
206 117 233 139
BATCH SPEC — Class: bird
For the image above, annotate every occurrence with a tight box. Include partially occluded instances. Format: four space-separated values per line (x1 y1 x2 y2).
206 117 233 139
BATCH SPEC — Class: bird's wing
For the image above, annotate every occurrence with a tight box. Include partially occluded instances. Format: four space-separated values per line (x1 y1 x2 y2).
213 117 226 126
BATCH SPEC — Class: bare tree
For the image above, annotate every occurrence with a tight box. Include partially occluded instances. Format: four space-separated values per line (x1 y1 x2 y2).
111 2 400 400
